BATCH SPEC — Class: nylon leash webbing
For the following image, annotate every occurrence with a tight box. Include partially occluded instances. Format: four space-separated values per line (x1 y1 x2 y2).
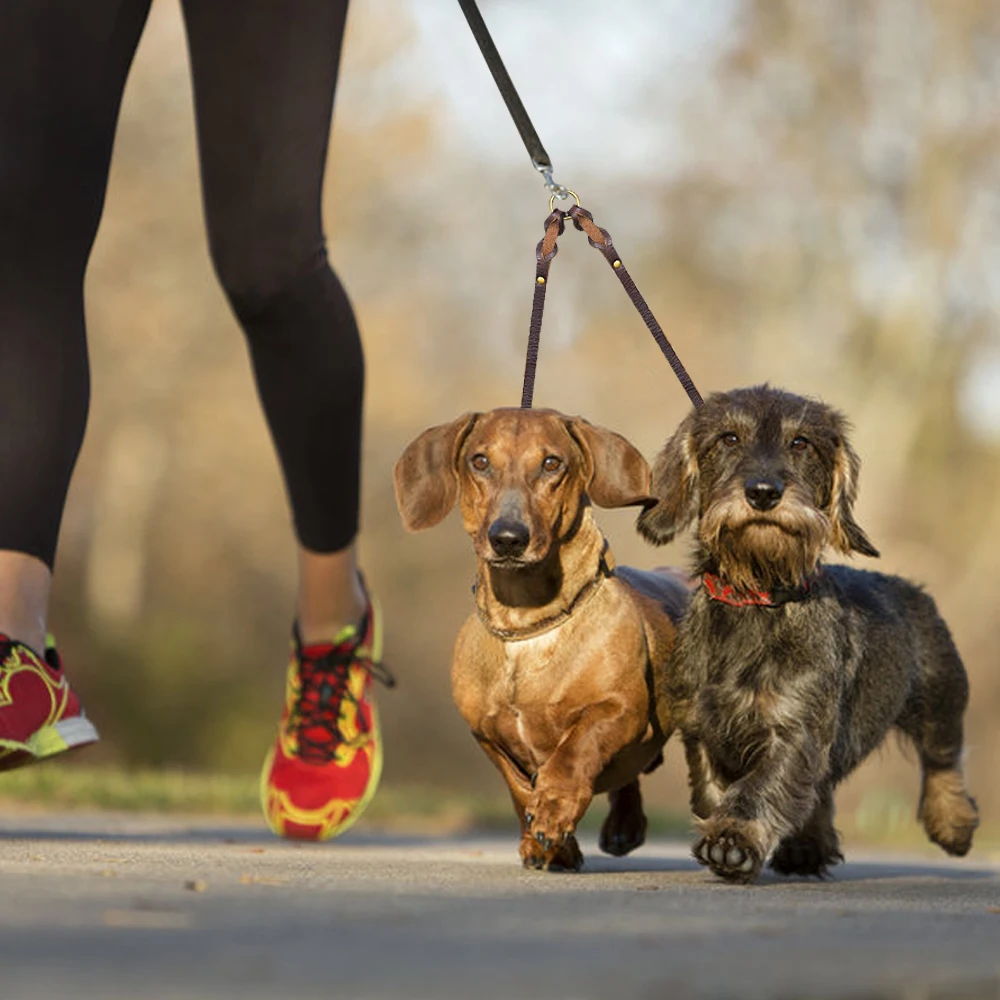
458 0 704 411
456 0 551 171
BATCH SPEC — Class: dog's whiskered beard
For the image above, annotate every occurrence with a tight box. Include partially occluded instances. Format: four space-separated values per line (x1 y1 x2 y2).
698 482 830 592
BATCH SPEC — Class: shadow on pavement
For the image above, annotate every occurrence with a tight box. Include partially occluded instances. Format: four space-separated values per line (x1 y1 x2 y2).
757 858 997 884
0 822 473 848
0 820 995 884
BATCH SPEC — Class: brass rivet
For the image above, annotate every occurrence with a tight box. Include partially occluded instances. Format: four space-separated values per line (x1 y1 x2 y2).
613 260 622 269
537 276 546 284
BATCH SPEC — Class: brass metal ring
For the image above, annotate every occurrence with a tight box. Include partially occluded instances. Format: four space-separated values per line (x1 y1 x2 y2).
548 189 581 213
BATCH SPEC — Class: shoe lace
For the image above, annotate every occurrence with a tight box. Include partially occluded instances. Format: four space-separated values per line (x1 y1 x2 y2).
289 616 395 765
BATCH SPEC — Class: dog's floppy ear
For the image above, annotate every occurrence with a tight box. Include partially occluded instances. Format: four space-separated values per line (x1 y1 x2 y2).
829 434 879 557
394 413 479 532
565 418 654 509
636 414 699 545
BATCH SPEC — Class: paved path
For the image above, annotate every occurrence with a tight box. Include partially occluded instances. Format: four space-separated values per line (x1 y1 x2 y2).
0 812 997 1000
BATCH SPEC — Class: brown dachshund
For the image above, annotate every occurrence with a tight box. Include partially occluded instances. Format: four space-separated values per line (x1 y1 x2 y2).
394 408 689 871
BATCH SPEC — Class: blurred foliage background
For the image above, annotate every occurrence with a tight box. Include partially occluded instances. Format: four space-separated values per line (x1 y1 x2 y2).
26 0 1000 840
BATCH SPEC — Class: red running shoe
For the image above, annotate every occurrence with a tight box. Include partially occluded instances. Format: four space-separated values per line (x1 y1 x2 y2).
0 634 100 771
260 590 394 840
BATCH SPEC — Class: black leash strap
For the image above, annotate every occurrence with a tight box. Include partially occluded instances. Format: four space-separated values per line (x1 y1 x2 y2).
456 0 551 172
457 0 704 410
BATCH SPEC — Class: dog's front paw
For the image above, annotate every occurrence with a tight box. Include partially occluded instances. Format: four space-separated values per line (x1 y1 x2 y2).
693 818 765 884
520 786 588 872
519 830 583 872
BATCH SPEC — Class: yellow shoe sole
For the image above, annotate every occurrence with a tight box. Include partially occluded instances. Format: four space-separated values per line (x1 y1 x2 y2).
0 715 100 771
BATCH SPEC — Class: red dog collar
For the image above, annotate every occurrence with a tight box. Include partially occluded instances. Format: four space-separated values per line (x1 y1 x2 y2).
702 571 814 608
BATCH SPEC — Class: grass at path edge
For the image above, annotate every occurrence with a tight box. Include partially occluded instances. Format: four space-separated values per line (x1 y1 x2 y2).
0 761 691 836
1 762 994 851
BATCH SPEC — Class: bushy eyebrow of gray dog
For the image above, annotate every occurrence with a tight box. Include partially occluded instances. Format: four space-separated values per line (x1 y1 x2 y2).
636 384 978 885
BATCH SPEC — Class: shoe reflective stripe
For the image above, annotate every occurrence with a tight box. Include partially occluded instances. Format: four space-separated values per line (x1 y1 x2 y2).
25 714 100 758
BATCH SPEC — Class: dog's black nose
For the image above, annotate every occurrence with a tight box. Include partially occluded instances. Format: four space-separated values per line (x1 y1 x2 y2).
488 518 530 558
745 478 784 511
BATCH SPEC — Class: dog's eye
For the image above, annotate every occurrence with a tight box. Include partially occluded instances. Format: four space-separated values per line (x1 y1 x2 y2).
541 455 563 474
470 453 490 472
721 432 739 448
790 436 810 452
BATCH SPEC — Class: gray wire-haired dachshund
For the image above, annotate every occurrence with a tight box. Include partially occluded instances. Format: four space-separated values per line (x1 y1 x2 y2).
637 385 979 883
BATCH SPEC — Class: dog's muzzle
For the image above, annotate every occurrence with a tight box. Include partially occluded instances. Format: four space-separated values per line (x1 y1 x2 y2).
744 477 784 511
488 518 530 558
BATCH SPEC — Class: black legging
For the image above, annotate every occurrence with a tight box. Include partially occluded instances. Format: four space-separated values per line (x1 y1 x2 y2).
0 0 362 569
